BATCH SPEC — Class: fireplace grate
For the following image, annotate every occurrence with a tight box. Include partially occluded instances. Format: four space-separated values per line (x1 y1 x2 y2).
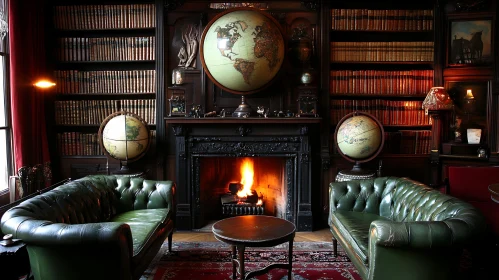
222 203 264 216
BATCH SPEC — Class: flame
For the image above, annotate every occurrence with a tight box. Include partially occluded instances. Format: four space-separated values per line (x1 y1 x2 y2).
256 199 263 206
237 158 254 197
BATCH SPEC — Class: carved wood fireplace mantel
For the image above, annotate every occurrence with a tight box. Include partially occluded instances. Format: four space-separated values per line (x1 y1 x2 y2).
166 117 321 231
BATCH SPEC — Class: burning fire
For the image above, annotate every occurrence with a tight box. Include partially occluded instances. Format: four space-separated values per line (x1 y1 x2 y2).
237 158 254 198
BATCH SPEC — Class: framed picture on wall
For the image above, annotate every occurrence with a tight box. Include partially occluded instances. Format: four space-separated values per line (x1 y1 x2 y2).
447 14 495 66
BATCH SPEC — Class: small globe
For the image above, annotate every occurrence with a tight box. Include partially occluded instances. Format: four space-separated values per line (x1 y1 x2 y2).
100 112 150 162
335 113 383 162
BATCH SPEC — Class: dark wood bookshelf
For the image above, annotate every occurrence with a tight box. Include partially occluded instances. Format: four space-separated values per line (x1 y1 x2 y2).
47 1 163 181
329 30 434 42
55 93 156 99
330 94 427 99
330 61 434 65
54 28 155 36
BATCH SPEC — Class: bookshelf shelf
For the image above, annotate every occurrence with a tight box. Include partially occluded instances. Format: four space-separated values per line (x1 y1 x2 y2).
54 28 156 36
331 61 433 65
330 94 427 99
49 2 160 179
328 3 435 157
330 30 433 41
55 93 156 99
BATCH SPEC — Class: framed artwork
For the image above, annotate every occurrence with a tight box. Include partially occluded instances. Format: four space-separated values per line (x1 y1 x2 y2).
447 14 494 66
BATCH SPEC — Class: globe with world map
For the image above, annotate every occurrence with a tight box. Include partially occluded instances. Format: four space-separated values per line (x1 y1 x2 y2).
100 112 150 163
335 113 383 162
200 8 285 94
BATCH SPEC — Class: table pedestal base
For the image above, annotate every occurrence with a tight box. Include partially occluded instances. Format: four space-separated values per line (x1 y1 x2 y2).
231 240 293 280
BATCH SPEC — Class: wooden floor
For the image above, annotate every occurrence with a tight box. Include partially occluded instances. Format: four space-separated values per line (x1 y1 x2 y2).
172 227 333 242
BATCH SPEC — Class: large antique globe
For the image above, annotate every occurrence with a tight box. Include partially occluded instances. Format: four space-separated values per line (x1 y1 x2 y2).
334 112 384 182
99 112 150 171
200 8 285 94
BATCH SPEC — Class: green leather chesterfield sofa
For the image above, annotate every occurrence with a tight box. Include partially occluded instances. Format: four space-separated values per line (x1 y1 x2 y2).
329 177 485 280
0 175 176 280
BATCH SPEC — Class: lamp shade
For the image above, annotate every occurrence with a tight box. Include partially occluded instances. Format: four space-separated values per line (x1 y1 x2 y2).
422 87 453 111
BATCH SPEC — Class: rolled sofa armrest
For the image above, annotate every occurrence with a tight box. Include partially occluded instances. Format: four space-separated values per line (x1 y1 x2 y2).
1 216 135 280
369 219 480 249
2 217 133 249
366 219 478 280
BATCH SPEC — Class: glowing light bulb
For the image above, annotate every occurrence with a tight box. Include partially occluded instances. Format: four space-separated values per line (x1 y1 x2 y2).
465 89 474 99
34 80 56 88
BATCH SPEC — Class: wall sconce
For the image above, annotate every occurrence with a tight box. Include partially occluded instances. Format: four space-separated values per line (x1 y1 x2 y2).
422 86 453 113
463 89 476 114
33 79 56 89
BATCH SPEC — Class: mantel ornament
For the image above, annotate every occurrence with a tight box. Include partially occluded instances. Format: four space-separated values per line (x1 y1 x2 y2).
174 23 200 69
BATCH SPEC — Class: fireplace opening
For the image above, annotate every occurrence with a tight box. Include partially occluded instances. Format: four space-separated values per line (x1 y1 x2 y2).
199 157 287 227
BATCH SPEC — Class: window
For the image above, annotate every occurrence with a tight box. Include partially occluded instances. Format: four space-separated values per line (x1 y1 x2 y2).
0 0 11 192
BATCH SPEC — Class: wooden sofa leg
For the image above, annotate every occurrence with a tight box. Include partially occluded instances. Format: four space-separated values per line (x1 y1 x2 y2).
332 237 338 257
168 231 173 252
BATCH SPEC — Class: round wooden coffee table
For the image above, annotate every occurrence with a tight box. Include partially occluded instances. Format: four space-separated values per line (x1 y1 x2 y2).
212 215 296 280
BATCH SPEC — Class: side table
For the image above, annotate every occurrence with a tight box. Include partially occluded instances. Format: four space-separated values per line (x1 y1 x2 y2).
0 241 30 280
212 215 296 280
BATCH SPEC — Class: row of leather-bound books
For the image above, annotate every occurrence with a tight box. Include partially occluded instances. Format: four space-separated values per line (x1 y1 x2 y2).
330 100 430 126
330 70 433 95
57 131 157 156
56 37 155 62
331 9 434 31
54 70 156 94
383 130 432 154
54 100 157 126
53 4 156 30
330 42 434 62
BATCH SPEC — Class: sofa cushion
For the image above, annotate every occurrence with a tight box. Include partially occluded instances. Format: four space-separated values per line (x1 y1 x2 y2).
110 209 170 259
111 208 171 225
330 210 389 265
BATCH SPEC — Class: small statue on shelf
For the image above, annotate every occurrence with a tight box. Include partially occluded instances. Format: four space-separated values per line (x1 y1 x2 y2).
257 106 268 118
189 105 203 118
176 23 200 68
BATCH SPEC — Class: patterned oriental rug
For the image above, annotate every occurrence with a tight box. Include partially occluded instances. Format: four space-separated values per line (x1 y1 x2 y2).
140 241 361 280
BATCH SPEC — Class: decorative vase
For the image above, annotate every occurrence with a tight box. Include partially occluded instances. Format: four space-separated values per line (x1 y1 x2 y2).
467 128 481 144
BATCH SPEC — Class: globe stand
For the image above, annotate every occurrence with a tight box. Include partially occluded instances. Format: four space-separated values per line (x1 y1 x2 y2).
232 96 253 117
335 162 377 182
111 161 145 178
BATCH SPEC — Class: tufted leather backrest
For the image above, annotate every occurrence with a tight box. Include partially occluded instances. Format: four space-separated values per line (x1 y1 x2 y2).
1 175 175 226
330 177 479 223
329 177 399 215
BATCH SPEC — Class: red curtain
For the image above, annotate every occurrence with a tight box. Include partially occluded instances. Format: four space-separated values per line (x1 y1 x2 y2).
9 0 50 174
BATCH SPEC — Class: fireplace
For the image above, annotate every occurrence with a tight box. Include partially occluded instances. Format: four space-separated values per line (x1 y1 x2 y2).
201 157 286 220
167 118 320 231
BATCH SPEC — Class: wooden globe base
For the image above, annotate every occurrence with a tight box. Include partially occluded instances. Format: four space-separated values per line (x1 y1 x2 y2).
111 163 145 178
335 162 376 182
